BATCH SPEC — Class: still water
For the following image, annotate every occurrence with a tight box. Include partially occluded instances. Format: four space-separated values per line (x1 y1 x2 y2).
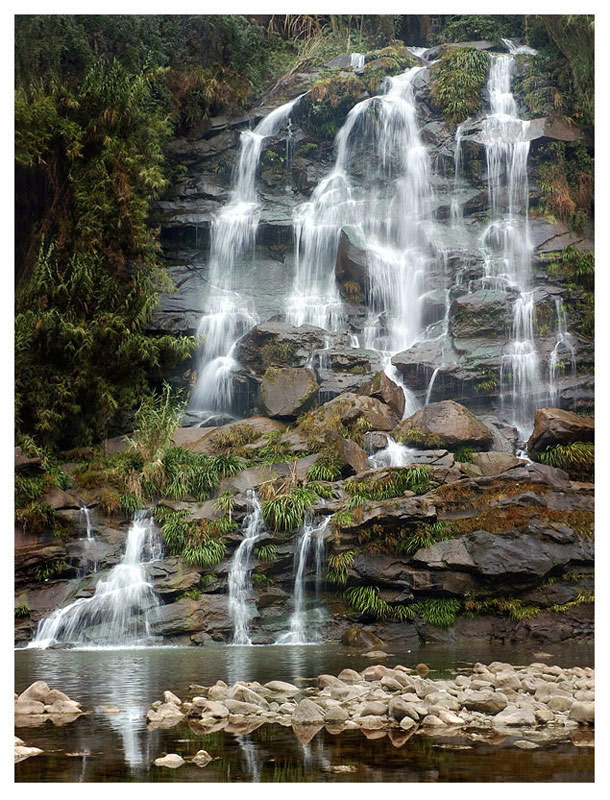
15 642 594 782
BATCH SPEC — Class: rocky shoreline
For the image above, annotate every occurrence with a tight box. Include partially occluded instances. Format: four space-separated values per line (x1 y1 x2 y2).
145 660 594 752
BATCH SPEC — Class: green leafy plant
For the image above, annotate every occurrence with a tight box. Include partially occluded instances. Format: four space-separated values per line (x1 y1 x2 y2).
34 559 68 582
252 572 274 587
397 427 442 448
182 539 227 567
306 446 342 482
326 550 355 585
399 521 452 556
345 585 393 619
430 47 490 124
261 487 318 531
410 598 461 628
255 543 277 563
15 604 31 618
331 509 355 530
345 465 432 500
531 441 594 481
454 447 474 463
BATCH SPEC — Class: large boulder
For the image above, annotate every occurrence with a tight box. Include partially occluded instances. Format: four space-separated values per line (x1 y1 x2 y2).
394 400 494 451
325 430 369 475
528 408 594 452
449 290 513 339
260 367 319 419
471 451 525 476
357 371 405 418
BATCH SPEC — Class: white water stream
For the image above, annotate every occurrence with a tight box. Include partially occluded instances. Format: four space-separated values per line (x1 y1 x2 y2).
228 490 266 645
277 517 330 644
30 511 162 649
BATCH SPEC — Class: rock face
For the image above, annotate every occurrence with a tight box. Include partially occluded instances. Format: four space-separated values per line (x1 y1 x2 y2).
357 371 405 418
528 408 595 452
260 367 319 418
394 400 494 450
335 226 369 296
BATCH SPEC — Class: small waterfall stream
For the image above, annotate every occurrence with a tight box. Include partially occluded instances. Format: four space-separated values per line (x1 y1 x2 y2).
480 51 541 438
369 436 416 468
190 95 303 423
30 511 162 649
228 490 265 645
277 517 330 644
549 297 577 405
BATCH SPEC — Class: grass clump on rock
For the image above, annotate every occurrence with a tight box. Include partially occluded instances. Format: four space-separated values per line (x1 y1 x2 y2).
430 47 490 124
531 441 594 481
345 465 432 500
261 487 319 532
301 70 366 139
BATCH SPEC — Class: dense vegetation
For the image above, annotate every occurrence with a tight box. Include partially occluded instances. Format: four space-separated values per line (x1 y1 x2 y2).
14 14 594 453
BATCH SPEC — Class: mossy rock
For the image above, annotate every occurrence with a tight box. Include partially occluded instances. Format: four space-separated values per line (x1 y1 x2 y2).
300 71 368 140
260 367 319 419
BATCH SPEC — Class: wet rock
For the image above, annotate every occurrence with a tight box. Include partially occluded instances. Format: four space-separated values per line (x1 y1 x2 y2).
357 371 406 418
569 701 594 725
398 716 417 731
471 451 525 476
449 290 513 339
341 628 385 649
15 742 43 763
325 430 369 475
292 698 324 726
148 595 230 637
394 400 494 451
264 681 300 695
192 749 213 767
260 367 319 418
335 226 369 295
154 753 185 768
174 417 285 455
492 705 536 726
528 408 594 452
325 705 349 723
461 690 508 715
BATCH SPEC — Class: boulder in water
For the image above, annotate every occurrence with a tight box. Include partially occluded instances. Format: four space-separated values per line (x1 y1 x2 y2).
292 698 324 725
341 627 385 649
154 753 185 768
260 367 319 419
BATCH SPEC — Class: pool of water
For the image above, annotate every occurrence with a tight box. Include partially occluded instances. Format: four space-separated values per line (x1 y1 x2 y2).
15 641 594 782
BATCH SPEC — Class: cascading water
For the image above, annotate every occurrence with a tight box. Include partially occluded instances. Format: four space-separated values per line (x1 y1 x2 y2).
480 50 541 438
287 66 441 414
79 505 98 574
190 96 303 423
277 517 330 644
369 436 415 468
228 490 266 645
30 511 162 649
549 297 577 405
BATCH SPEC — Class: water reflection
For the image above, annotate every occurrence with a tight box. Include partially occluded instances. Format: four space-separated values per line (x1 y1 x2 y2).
15 642 594 783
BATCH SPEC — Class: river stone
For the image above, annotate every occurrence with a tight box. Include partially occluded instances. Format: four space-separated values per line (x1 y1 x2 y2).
547 695 574 712
45 699 82 715
163 690 182 706
422 714 445 727
265 681 300 696
192 750 213 767
388 696 416 722
492 705 537 727
14 699 45 715
569 701 594 724
325 705 349 723
337 668 363 684
223 699 262 715
357 715 387 730
292 699 324 725
438 710 465 726
17 681 52 705
360 701 388 717
393 400 494 450
494 671 522 691
528 408 594 452
15 744 43 763
380 676 405 692
461 690 508 714
154 754 185 768
260 367 319 418
399 716 417 731
318 674 347 689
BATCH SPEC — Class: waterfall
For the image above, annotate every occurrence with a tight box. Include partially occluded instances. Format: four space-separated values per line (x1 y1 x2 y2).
81 506 93 540
277 517 330 644
30 511 162 649
549 297 577 405
481 50 541 439
228 490 266 645
190 96 303 423
79 505 98 574
349 52 365 68
369 436 415 468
